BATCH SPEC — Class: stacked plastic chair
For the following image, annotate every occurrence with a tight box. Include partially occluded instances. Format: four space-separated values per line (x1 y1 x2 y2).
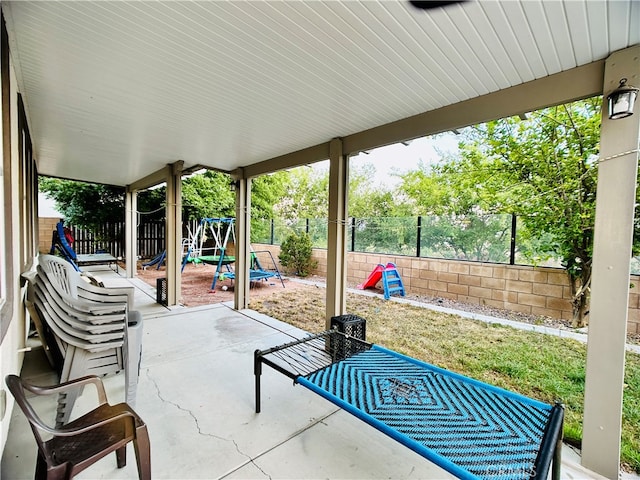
24 254 143 427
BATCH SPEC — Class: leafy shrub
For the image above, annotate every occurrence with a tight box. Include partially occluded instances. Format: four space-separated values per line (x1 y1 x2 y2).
278 232 317 277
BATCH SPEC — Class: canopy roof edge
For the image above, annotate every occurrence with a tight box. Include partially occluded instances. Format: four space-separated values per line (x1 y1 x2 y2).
127 161 183 193
344 60 606 155
237 60 605 179
243 142 330 179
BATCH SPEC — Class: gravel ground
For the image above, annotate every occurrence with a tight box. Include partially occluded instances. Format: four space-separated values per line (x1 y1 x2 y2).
341 277 640 346
416 294 640 346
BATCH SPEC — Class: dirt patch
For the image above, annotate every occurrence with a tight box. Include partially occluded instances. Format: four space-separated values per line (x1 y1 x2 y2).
135 261 307 307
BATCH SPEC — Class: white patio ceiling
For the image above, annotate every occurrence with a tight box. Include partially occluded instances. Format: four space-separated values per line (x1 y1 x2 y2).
3 0 639 187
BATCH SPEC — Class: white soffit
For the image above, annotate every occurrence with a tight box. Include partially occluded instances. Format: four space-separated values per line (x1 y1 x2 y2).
4 0 639 186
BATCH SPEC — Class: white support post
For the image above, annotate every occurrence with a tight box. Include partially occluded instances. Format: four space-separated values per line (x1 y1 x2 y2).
582 45 640 478
325 138 348 329
124 189 137 278
234 174 251 310
165 161 183 306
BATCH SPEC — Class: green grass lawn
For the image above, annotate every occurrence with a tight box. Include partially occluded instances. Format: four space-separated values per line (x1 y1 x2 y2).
250 287 640 473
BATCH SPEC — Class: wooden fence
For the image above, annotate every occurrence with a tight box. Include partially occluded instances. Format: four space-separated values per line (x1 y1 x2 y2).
66 221 166 258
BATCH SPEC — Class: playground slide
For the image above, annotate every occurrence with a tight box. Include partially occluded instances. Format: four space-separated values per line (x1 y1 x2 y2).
142 251 166 270
357 264 385 290
51 221 81 271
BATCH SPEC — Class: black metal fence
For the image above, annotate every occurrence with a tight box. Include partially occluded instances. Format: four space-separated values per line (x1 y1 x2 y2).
251 214 559 267
66 215 640 274
68 215 557 269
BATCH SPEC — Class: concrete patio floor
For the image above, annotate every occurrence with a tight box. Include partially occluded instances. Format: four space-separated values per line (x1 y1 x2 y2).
0 269 614 479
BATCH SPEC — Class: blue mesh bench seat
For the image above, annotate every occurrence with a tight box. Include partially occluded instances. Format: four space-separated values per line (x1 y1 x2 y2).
221 269 278 283
254 330 564 480
216 250 285 289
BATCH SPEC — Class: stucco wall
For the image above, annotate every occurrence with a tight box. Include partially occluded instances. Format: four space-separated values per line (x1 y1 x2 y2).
255 244 640 335
1 49 31 457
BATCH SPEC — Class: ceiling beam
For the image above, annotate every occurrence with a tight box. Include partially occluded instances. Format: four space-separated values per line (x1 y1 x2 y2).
343 60 605 155
127 163 173 192
242 142 330 179
238 61 605 178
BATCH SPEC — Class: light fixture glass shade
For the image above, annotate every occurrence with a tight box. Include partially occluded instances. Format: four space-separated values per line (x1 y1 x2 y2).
607 78 639 120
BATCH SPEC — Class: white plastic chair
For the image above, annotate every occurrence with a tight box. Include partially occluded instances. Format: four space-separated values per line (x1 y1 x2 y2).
24 255 143 427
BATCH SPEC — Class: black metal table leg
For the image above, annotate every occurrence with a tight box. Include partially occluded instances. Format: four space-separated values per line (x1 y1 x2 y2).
254 349 262 413
552 405 565 480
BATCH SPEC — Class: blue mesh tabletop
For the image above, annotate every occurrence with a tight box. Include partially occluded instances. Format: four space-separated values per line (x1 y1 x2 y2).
298 346 561 480
255 332 563 480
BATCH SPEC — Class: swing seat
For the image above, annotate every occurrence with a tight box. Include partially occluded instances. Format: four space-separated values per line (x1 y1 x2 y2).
212 250 285 289
197 255 235 266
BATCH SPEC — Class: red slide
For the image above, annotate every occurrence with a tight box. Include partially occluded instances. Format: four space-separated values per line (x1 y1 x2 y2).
357 264 385 290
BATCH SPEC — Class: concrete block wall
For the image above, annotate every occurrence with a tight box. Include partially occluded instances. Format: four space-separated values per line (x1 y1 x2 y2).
255 243 640 335
39 217 61 254
349 252 575 317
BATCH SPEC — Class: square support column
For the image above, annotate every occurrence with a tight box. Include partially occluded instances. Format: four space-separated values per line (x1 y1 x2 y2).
128 162 184 306
124 189 137 278
165 161 183 306
234 174 251 310
325 138 349 329
582 45 640 478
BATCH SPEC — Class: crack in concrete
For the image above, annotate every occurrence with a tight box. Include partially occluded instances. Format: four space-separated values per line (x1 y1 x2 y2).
145 369 272 479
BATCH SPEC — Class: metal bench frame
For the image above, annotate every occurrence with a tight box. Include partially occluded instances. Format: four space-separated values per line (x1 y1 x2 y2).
255 330 564 480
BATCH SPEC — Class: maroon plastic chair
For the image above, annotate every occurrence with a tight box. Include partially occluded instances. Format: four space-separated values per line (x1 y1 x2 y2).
5 374 150 480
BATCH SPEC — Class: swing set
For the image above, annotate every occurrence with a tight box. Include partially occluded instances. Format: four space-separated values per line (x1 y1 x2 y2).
144 218 284 291
182 217 236 269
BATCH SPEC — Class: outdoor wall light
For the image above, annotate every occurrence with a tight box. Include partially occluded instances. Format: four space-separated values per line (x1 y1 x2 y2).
607 78 639 120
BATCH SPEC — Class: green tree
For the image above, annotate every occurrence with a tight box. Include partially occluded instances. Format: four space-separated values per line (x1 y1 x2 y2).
39 178 125 230
137 187 167 222
349 163 413 218
278 231 317 277
273 162 413 251
347 164 416 255
251 171 291 219
400 99 604 327
249 171 292 242
419 213 512 262
400 157 515 262
182 170 235 221
276 166 328 221
275 162 407 221
41 170 291 243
